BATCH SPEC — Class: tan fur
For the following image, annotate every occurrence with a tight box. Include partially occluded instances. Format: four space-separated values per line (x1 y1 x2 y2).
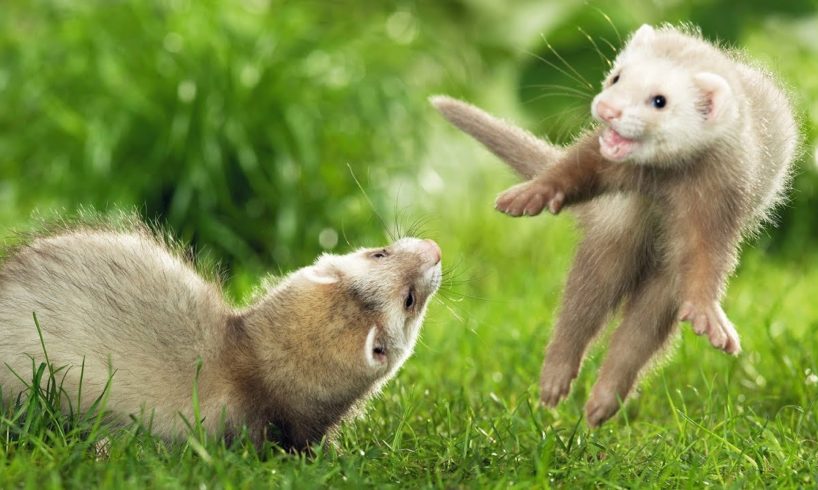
0 225 442 451
434 24 799 427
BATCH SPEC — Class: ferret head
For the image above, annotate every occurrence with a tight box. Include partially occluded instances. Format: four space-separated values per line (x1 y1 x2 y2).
251 237 442 404
591 24 739 165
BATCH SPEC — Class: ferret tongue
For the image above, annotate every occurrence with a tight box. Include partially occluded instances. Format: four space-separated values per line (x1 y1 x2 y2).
600 127 636 161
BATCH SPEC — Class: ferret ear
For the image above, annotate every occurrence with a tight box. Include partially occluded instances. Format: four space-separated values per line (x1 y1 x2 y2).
363 325 384 369
693 72 733 123
301 261 339 285
630 24 656 46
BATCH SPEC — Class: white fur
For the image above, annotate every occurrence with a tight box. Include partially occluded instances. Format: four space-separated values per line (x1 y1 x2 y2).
302 263 340 284
589 25 753 165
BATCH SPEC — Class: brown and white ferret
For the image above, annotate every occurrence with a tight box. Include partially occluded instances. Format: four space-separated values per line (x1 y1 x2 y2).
433 24 798 426
0 223 442 450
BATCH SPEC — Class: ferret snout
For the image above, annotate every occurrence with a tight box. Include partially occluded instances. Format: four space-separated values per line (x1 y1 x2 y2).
419 239 442 265
595 100 622 123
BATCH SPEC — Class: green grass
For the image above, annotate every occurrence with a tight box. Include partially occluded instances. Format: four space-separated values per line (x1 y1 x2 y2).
2 1 817 487
2 157 817 488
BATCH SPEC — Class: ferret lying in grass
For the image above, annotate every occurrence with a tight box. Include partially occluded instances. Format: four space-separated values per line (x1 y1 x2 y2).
433 24 798 426
0 220 442 451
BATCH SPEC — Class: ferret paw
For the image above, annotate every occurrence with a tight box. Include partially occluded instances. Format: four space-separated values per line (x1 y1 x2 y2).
539 363 577 407
678 301 741 355
584 386 622 428
495 180 564 217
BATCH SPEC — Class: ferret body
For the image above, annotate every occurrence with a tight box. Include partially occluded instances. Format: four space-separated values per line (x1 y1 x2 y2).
434 24 798 426
0 224 442 450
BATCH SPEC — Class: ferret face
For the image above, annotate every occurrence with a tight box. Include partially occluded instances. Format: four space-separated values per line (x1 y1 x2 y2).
292 237 442 395
591 24 737 165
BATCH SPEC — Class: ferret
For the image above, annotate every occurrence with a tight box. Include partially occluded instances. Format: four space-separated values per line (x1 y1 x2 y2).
433 24 798 427
0 223 442 451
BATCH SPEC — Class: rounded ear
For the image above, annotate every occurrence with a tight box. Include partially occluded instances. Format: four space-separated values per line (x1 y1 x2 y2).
629 24 656 46
301 263 339 285
364 325 383 368
693 72 734 123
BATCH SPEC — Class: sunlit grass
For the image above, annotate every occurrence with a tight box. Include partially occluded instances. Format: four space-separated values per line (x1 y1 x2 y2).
1 0 817 487
2 159 816 487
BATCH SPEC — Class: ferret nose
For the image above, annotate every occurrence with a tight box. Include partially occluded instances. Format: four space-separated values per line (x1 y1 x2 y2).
421 239 441 265
596 100 621 122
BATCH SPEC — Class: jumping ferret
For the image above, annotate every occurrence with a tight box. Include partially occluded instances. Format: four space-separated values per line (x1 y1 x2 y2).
433 24 798 426
0 224 442 450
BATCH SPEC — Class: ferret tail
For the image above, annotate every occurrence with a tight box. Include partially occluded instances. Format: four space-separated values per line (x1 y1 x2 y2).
429 95 563 180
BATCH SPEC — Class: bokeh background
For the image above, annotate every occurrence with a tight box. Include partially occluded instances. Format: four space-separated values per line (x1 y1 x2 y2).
3 0 818 485
3 0 816 282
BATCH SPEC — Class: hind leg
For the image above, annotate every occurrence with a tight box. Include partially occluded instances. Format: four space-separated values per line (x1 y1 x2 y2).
540 200 651 406
585 266 678 427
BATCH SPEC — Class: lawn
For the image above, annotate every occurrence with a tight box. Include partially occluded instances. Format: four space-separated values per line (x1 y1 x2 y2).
2 154 817 488
1 0 817 488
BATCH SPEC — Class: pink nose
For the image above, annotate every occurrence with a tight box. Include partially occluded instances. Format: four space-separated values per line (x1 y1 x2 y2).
421 239 442 265
596 100 621 123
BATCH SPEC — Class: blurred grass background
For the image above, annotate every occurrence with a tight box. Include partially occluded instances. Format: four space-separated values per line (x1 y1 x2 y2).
2 0 818 486
1 0 816 274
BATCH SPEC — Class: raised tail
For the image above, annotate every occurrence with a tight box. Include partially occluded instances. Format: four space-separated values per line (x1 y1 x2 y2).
430 95 563 180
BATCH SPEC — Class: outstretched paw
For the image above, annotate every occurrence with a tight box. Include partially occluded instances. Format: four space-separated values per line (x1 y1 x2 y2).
678 301 741 355
495 180 564 217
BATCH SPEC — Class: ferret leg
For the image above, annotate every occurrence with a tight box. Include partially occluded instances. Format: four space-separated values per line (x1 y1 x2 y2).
584 266 677 427
495 131 647 217
666 183 745 355
540 210 650 407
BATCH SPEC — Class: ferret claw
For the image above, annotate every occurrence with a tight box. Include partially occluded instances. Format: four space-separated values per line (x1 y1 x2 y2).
585 387 620 428
539 361 577 407
495 181 563 217
679 301 741 355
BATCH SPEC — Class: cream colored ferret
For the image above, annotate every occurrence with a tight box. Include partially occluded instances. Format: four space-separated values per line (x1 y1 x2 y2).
433 24 798 426
0 222 442 450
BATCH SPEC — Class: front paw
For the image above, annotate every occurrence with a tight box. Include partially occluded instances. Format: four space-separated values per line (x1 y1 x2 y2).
495 180 565 217
678 301 741 355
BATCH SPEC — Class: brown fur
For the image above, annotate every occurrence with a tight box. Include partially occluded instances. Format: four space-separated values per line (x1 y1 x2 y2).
0 224 442 452
433 24 798 426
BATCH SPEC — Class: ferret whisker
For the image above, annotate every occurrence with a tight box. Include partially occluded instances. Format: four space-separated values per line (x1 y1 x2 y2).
391 194 403 241
401 215 433 241
540 35 596 91
439 255 470 283
577 26 613 69
598 36 619 56
522 83 594 98
347 163 394 242
593 7 622 45
540 109 591 144
532 105 587 128
434 297 465 323
524 92 593 105
339 222 354 249
524 47 593 93
523 89 593 101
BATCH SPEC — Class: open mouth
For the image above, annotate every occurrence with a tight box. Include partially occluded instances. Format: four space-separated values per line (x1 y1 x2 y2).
599 126 637 161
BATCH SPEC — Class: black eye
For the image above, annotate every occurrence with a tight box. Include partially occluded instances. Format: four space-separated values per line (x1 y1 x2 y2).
404 290 415 310
611 74 620 85
371 249 387 259
652 95 667 109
